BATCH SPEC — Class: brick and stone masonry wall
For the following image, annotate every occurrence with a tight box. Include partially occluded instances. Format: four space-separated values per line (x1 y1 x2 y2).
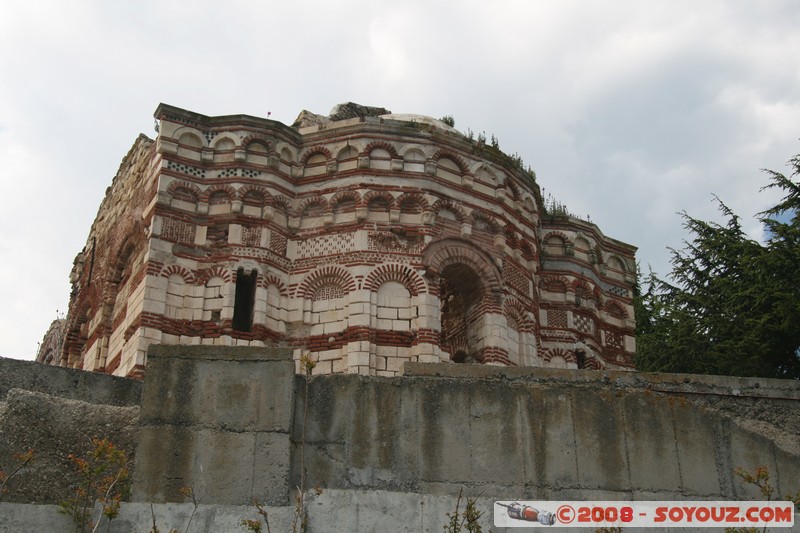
56 103 639 379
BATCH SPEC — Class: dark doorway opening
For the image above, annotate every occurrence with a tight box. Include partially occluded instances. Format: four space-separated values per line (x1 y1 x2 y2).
233 268 257 332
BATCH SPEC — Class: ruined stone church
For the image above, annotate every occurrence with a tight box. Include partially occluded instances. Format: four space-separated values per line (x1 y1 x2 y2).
44 103 637 378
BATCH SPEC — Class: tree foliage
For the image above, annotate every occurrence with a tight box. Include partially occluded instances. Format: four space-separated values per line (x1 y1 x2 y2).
636 154 800 379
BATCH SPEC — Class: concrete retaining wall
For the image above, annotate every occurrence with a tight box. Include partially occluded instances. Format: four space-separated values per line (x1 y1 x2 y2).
1 348 798 531
298 363 800 502
0 356 141 405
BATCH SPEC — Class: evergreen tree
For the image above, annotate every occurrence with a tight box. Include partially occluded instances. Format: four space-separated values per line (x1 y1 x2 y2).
636 154 800 378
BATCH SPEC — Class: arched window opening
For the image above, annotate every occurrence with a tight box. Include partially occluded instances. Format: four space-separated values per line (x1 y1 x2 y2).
440 263 482 363
233 268 257 332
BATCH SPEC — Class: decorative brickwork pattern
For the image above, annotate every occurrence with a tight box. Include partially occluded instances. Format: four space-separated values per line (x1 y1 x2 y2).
312 284 345 301
503 261 530 296
268 231 287 255
543 347 575 364
241 226 261 247
161 218 196 244
300 146 333 164
166 160 205 178
547 309 568 329
166 180 202 202
605 330 624 350
432 149 469 174
363 141 399 158
605 301 628 319
541 276 568 293
297 233 355 259
159 265 196 284
367 231 424 253
430 198 467 222
574 313 594 334
297 266 357 299
363 264 427 295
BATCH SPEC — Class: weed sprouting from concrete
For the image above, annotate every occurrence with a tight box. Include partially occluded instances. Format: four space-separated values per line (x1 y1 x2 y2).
59 437 130 533
291 352 317 533
726 465 800 533
0 448 34 499
179 485 199 532
444 487 485 533
241 500 271 533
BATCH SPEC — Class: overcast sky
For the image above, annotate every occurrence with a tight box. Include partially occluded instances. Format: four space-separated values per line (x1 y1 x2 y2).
1 0 798 360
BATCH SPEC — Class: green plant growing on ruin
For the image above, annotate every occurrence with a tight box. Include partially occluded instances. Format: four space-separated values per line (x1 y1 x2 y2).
0 448 34 499
291 352 317 533
439 115 455 127
241 500 271 533
59 437 130 533
444 487 485 533
725 465 800 533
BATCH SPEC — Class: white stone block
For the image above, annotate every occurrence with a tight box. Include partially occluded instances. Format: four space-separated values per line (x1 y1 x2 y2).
320 310 340 323
398 307 416 320
141 299 166 315
377 345 397 357
165 294 183 308
348 302 366 315
149 276 168 291
377 307 398 319
348 351 370 367
392 320 411 331
348 314 371 327
161 333 179 345
316 349 340 362
194 225 207 245
312 360 333 375
343 291 367 305
376 318 392 330
323 321 343 334
387 357 408 372
332 358 348 373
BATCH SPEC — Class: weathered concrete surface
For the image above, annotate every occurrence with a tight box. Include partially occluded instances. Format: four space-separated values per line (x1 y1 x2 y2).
0 356 140 505
1 348 799 531
131 344 295 506
3 491 799 533
0 389 139 504
0 355 141 405
298 363 800 501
